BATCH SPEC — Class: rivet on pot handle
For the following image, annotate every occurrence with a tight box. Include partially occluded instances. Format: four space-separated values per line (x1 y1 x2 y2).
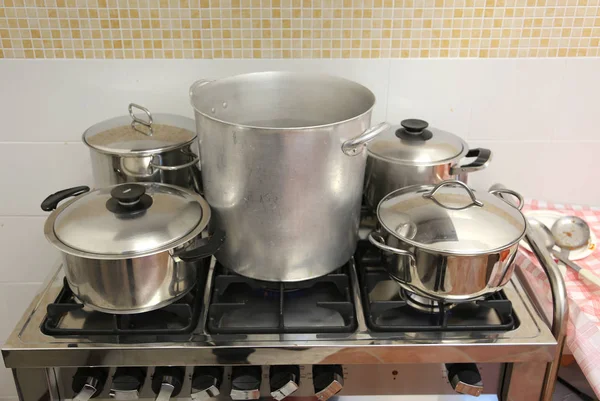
342 122 390 156
41 186 91 211
450 148 493 175
423 180 484 208
149 150 200 171
368 231 416 265
489 188 525 210
172 229 226 263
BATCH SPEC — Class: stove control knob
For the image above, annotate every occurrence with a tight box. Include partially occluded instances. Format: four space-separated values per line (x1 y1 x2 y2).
72 368 109 401
230 366 262 400
151 367 185 401
313 365 344 401
191 367 223 401
269 366 300 400
446 363 484 397
109 367 146 400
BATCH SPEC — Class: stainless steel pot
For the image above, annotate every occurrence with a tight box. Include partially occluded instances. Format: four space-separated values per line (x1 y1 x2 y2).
368 180 526 302
41 183 225 314
190 71 389 282
83 104 202 193
364 119 492 210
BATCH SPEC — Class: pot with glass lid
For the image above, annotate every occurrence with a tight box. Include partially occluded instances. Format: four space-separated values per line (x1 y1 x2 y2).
368 180 526 302
41 182 225 314
83 103 202 193
364 119 492 210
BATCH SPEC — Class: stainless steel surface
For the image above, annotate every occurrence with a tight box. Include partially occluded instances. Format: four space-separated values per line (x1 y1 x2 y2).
83 106 201 192
364 119 492 210
523 223 568 401
47 183 206 256
43 183 216 314
155 383 175 401
74 377 100 401
551 215 591 250
315 373 344 401
341 122 390 156
369 181 527 302
2 258 556 369
190 71 386 282
450 375 484 397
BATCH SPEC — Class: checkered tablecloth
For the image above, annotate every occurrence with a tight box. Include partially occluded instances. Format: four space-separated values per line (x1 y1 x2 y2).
516 200 600 397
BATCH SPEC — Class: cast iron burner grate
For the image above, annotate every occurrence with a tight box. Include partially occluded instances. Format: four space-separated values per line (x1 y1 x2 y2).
355 241 519 332
41 277 203 337
207 262 356 334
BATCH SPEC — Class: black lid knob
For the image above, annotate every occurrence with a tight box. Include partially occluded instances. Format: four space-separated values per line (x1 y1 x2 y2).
400 119 429 134
111 184 146 205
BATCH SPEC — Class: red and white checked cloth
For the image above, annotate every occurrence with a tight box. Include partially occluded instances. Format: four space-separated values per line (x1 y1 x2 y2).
516 199 600 397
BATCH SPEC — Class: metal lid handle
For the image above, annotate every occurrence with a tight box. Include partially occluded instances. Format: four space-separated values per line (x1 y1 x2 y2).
129 103 153 136
423 180 483 208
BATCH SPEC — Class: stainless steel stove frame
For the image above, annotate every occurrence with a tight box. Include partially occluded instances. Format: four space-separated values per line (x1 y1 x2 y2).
2 231 567 401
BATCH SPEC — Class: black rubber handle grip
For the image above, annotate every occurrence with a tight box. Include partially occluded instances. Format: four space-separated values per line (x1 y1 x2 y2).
41 186 90 211
176 229 226 262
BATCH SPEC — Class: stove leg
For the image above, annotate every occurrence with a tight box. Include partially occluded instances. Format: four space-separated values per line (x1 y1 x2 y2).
500 362 546 401
11 368 56 401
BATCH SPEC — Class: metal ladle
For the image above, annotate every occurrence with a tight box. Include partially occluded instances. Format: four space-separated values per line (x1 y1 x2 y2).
528 218 600 288
551 216 591 252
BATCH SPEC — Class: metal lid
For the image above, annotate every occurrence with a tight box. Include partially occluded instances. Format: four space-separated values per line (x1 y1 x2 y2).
367 119 467 165
47 183 209 257
83 104 197 155
377 181 527 255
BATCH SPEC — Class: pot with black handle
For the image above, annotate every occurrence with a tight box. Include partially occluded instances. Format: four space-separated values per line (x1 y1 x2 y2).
41 183 225 314
364 119 492 211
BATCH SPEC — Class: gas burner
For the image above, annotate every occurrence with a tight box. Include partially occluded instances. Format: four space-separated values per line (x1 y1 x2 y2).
356 241 518 332
401 289 457 314
207 262 356 335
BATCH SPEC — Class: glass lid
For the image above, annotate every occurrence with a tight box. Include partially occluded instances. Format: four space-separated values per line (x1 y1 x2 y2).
377 181 527 255
367 119 467 165
83 103 196 155
49 183 208 256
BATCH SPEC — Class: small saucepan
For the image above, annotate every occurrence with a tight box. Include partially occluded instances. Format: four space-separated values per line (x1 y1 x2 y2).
368 180 526 303
41 182 225 314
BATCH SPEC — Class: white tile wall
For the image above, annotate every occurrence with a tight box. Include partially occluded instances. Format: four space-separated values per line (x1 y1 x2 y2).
0 58 598 395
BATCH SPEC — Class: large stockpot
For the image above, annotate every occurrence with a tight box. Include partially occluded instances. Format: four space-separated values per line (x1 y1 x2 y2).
364 119 492 210
41 183 225 314
368 180 526 302
190 72 389 282
83 104 202 193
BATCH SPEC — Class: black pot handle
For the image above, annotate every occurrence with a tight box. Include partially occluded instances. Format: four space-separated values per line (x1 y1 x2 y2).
41 186 90 211
174 229 226 262
450 148 493 175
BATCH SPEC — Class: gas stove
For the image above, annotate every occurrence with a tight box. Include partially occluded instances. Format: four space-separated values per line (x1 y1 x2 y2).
3 240 560 401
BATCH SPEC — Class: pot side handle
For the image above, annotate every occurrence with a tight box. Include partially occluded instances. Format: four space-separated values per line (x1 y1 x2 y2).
41 186 90 211
450 148 493 175
367 231 416 265
173 229 226 263
489 188 525 210
342 122 390 156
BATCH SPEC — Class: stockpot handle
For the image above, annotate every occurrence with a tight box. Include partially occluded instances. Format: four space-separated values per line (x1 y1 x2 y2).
489 188 524 210
367 231 416 265
342 122 390 156
423 180 483 208
173 229 226 263
449 148 493 175
129 103 153 136
149 150 200 171
189 79 212 98
41 186 91 211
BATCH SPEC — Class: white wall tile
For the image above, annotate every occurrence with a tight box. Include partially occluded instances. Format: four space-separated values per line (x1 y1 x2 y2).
467 140 600 206
0 143 93 216
387 59 477 138
0 283 43 398
0 59 390 143
0 217 58 282
556 58 600 141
